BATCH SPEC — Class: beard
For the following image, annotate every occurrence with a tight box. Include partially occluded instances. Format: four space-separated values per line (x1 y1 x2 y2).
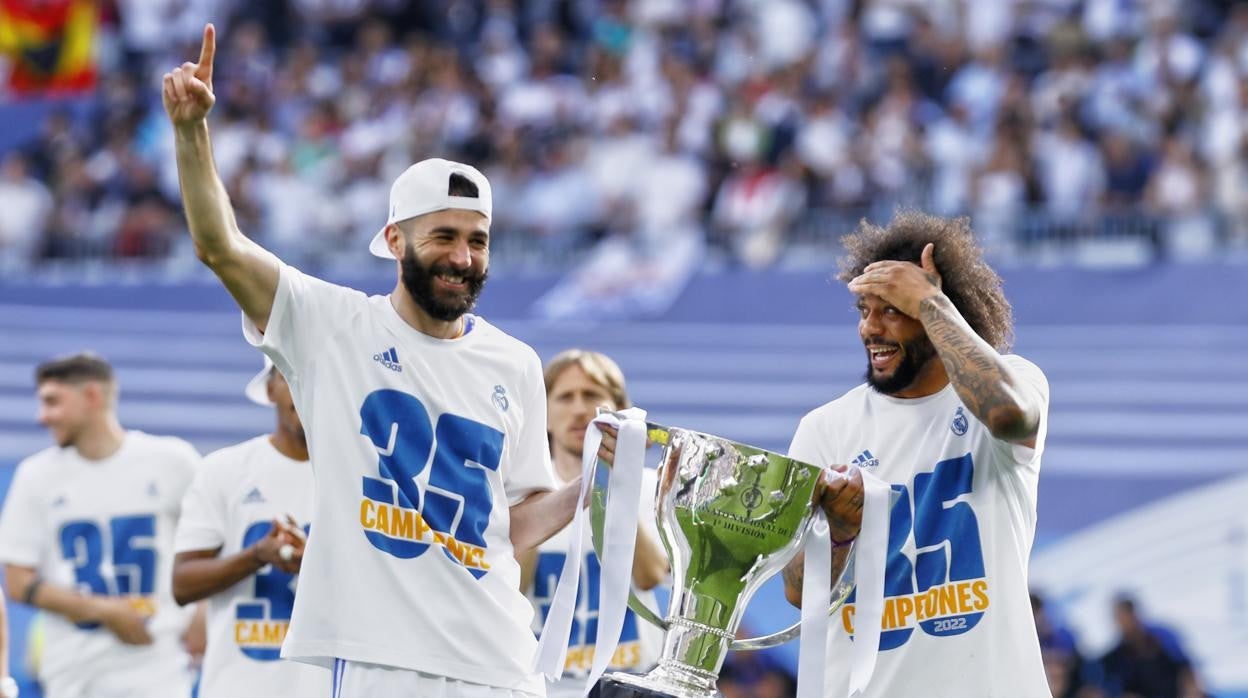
864 334 938 395
400 248 487 322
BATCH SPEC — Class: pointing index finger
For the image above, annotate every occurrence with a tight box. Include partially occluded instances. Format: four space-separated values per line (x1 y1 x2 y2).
197 23 216 80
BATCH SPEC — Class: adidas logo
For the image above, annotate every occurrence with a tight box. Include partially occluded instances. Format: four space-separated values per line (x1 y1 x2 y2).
851 449 879 468
242 487 267 504
373 347 402 373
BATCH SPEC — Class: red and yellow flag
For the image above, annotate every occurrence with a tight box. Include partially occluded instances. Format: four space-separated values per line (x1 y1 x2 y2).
0 0 98 95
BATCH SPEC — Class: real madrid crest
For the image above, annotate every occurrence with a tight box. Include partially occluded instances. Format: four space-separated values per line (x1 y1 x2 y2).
492 385 509 412
951 406 969 435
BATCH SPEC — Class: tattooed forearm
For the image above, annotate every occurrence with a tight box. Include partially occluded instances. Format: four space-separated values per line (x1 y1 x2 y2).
782 554 805 607
782 543 855 609
918 295 1039 442
825 488 863 544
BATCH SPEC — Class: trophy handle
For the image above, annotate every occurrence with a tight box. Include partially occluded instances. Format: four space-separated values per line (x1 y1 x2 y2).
590 487 672 633
728 543 856 651
624 589 669 631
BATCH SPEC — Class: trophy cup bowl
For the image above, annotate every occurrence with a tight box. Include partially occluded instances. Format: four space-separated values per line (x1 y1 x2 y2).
588 420 857 698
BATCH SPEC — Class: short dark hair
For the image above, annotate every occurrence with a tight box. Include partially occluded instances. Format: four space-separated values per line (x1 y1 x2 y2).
1113 593 1137 614
35 352 115 387
448 172 479 198
837 210 1014 351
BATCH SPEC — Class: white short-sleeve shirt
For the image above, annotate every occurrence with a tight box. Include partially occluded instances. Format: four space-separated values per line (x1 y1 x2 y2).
0 431 199 687
242 264 556 694
174 435 325 697
789 356 1051 698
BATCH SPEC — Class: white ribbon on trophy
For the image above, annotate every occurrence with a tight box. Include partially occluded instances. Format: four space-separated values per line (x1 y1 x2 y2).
532 407 649 693
849 471 889 697
797 507 832 698
795 468 889 698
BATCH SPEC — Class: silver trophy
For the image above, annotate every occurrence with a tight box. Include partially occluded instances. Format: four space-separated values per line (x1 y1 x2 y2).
589 419 857 698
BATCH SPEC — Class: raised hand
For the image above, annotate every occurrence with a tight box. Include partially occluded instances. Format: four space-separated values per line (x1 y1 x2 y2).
162 24 217 127
847 242 944 319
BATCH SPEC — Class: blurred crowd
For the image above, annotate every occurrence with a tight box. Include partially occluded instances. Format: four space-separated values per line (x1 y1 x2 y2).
1032 592 1206 698
2 0 1248 272
717 590 1207 698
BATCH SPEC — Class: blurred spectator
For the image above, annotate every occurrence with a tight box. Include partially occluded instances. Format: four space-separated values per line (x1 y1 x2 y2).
1031 592 1087 698
1101 130 1154 208
1095 595 1205 698
1145 135 1214 259
972 129 1029 251
925 102 982 215
710 156 804 269
1034 113 1105 228
717 634 796 698
0 153 53 267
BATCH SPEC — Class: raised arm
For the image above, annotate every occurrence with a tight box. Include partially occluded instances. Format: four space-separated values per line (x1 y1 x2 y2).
849 243 1042 445
163 24 280 332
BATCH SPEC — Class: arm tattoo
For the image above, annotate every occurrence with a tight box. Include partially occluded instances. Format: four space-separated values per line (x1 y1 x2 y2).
782 542 855 606
825 487 863 543
918 295 1037 441
782 556 804 596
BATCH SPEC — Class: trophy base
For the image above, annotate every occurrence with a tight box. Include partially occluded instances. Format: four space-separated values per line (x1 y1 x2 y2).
590 672 721 698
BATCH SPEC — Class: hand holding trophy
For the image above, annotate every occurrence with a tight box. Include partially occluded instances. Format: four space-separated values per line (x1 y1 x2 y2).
536 411 891 698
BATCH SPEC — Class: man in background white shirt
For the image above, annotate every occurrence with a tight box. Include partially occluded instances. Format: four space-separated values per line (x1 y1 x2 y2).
0 353 200 697
172 357 325 697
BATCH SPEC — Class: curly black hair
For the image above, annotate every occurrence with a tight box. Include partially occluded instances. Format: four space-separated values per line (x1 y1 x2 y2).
836 210 1014 351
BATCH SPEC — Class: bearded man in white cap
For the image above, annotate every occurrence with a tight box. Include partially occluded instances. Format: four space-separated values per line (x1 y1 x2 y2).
162 24 577 698
171 358 323 697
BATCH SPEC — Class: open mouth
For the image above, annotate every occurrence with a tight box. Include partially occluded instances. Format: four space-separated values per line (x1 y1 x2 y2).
435 272 469 292
867 345 900 371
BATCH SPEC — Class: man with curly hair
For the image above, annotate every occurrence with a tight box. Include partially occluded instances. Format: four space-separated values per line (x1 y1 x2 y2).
781 210 1051 697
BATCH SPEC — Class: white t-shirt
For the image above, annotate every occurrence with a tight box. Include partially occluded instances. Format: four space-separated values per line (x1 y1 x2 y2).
242 264 557 694
788 355 1050 698
173 435 326 698
529 468 665 698
0 431 199 686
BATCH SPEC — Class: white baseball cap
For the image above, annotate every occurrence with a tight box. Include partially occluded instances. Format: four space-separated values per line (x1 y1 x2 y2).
244 356 275 406
368 158 493 259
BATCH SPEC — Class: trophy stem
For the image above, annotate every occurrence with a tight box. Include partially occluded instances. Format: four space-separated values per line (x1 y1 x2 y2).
658 617 733 690
596 610 732 697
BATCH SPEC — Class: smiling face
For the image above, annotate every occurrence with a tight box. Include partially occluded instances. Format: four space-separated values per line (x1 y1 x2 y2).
396 208 490 322
856 294 939 396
